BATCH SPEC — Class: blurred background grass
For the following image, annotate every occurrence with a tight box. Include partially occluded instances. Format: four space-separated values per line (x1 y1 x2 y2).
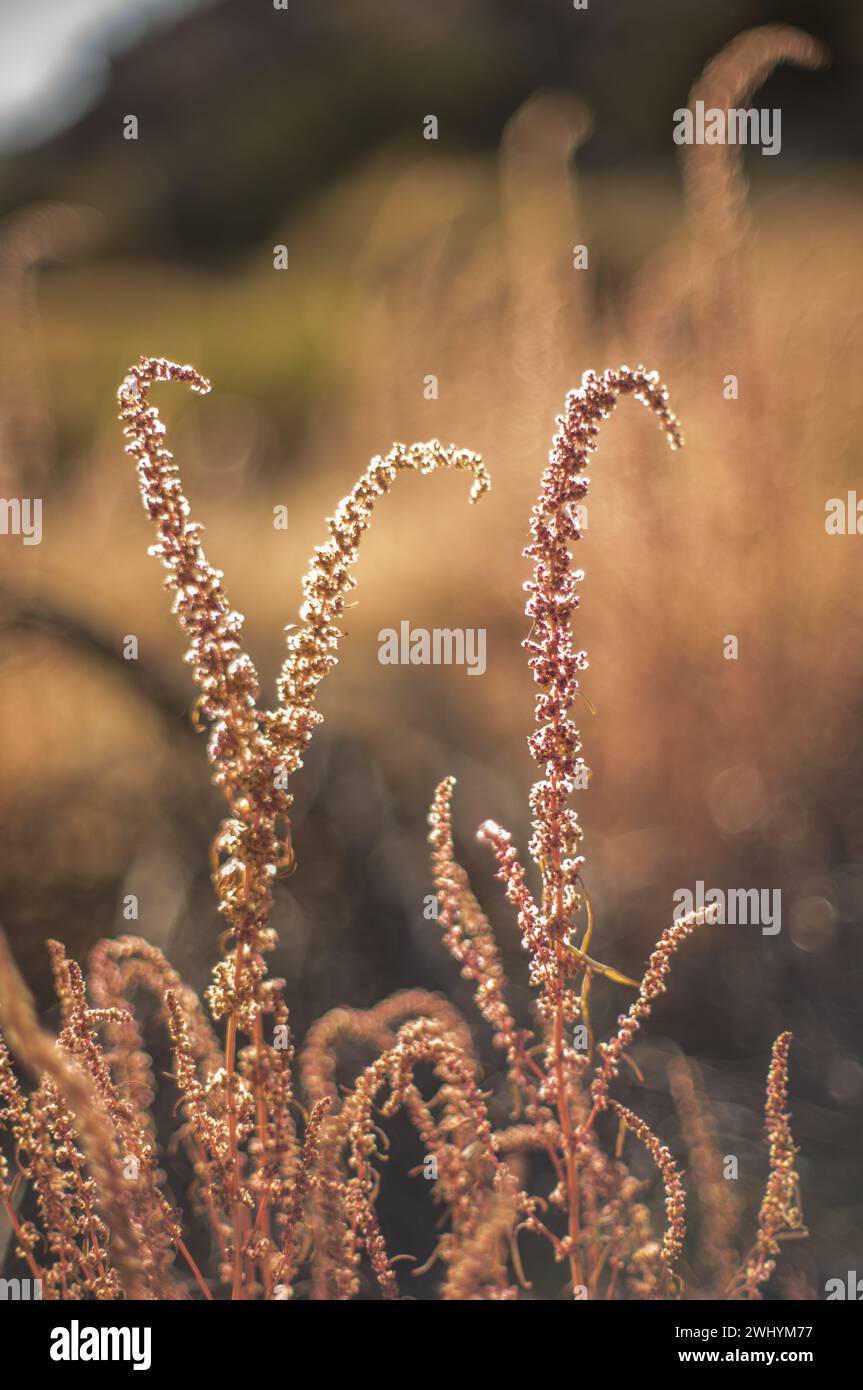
1 0 862 1296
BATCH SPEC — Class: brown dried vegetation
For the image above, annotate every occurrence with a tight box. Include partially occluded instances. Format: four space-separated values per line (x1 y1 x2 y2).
0 356 803 1300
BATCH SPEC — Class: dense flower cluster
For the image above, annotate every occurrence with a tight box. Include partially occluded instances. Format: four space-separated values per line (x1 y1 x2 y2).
521 367 683 1019
612 1102 687 1291
591 905 720 1114
733 1031 804 1300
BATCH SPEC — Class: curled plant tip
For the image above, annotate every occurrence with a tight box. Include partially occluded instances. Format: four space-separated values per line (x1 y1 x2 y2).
685 25 829 221
689 25 828 130
734 1031 804 1300
684 26 829 316
264 440 489 781
118 356 278 817
613 1102 686 1293
88 935 221 1105
315 1016 520 1300
300 987 474 1107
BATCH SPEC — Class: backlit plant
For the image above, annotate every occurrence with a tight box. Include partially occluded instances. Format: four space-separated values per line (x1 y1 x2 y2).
0 359 803 1299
